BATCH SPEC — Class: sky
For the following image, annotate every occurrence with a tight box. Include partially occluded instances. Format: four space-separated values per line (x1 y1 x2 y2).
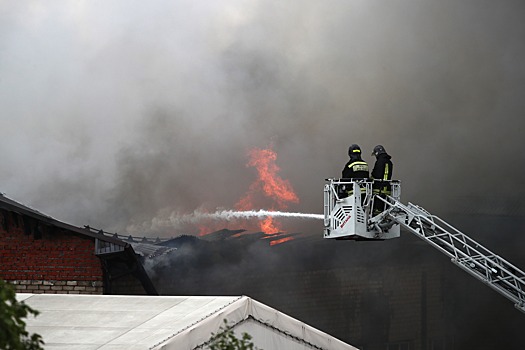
1 0 525 237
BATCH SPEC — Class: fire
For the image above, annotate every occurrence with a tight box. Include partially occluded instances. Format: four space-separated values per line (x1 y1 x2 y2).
269 236 294 246
196 146 300 245
260 216 281 235
235 147 299 236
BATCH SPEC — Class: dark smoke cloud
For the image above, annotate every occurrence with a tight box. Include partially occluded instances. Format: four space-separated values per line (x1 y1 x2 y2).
1 0 525 236
147 224 525 349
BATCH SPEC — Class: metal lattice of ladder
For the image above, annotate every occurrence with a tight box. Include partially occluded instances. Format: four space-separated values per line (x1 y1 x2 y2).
381 197 525 313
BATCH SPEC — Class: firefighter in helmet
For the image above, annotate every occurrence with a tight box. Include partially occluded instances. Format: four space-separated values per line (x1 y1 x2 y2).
340 144 369 198
343 144 369 179
371 145 393 214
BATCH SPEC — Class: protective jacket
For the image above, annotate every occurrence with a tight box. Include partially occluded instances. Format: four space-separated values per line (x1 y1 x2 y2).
371 153 393 181
342 156 369 179
371 153 393 194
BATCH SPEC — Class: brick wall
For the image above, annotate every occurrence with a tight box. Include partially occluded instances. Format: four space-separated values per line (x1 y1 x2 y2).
0 210 104 294
8 280 103 294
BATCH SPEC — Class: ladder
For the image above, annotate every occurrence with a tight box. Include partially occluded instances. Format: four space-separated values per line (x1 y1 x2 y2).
376 195 525 313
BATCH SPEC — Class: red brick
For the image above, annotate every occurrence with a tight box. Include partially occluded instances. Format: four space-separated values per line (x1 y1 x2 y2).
0 222 103 287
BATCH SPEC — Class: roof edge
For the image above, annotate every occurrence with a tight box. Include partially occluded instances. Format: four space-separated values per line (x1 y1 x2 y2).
0 193 126 246
152 296 356 350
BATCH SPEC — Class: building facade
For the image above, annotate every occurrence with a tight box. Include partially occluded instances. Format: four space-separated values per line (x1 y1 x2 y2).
0 193 157 295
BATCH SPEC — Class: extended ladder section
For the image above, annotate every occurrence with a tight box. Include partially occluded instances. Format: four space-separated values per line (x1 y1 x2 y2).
379 197 525 313
324 179 525 313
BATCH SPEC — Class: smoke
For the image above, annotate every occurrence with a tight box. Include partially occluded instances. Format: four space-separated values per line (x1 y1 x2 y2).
3 3 525 346
147 223 525 348
1 0 525 234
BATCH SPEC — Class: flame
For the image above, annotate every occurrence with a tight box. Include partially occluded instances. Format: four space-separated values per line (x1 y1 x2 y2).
236 148 299 209
269 236 294 246
235 147 299 236
260 216 281 235
196 146 300 244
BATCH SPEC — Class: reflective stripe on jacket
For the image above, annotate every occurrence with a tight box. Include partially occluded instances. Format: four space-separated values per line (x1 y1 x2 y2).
342 158 369 179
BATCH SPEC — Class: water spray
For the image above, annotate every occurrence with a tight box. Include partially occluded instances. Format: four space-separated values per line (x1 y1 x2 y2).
163 209 324 225
132 209 324 234
211 209 324 220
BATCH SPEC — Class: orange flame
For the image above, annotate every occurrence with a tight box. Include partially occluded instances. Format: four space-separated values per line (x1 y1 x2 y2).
260 216 281 235
269 236 294 246
235 147 299 236
197 146 300 244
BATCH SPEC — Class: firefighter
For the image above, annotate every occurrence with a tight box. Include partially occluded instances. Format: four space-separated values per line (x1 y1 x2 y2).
371 145 393 214
340 144 369 198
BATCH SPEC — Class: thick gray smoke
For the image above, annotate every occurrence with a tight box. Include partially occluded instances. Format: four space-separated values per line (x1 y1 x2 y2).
1 0 525 236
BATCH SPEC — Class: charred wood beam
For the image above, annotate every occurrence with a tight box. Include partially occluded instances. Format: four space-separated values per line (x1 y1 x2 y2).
125 248 159 296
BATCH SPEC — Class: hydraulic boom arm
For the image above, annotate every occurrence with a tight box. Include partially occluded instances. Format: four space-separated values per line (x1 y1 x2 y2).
376 195 525 313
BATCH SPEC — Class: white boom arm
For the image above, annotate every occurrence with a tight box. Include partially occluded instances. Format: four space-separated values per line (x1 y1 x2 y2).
324 179 525 313
380 196 525 313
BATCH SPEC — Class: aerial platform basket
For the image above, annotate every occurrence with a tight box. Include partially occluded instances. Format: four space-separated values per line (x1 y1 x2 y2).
323 178 401 240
